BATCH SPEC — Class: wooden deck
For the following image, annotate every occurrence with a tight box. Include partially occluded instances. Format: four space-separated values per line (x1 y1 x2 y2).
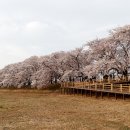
60 81 130 100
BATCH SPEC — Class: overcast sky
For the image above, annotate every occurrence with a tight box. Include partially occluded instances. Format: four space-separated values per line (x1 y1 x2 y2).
0 0 130 69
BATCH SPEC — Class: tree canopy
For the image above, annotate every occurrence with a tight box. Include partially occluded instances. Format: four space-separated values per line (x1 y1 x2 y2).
0 25 130 88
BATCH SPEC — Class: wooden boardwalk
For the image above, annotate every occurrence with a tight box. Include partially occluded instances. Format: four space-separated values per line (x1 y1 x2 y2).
60 81 130 100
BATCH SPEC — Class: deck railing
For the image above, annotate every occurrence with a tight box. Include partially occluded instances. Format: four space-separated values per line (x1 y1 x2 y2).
61 81 130 93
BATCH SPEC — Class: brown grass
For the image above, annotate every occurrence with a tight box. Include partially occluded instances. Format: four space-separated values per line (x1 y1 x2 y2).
0 90 130 130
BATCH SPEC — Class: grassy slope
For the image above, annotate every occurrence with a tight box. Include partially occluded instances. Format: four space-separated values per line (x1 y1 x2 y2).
0 90 130 130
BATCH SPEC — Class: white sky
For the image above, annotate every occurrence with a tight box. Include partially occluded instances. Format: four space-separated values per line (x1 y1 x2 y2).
0 0 130 69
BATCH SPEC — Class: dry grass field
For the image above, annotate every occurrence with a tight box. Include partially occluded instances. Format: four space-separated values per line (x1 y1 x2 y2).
0 90 130 130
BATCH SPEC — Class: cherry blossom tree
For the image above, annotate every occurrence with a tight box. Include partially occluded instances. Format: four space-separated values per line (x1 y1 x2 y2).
0 24 130 89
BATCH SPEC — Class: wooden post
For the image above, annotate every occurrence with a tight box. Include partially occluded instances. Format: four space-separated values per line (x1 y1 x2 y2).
81 89 83 96
73 88 75 95
108 77 110 83
67 88 69 94
67 82 69 87
69 88 71 95
72 82 74 87
71 82 73 87
101 92 103 99
111 84 113 91
72 88 74 95
70 88 72 94
68 88 69 94
123 75 125 80
82 82 84 88
69 88 70 94
88 83 90 89
95 91 98 98
77 89 78 95
123 94 125 100
60 83 62 94
93 80 94 84
68 88 70 94
61 83 62 88
90 90 92 97
107 92 109 97
115 93 117 100
100 79 102 83
129 76 130 81
60 88 62 94
84 82 86 88
103 84 104 90
120 84 123 92
88 84 89 89
95 84 97 90
65 82 67 87
64 88 66 94
85 90 87 96
66 88 68 95
70 88 72 95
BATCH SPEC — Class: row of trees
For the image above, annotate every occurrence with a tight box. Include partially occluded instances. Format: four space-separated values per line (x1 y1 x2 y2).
0 25 130 88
